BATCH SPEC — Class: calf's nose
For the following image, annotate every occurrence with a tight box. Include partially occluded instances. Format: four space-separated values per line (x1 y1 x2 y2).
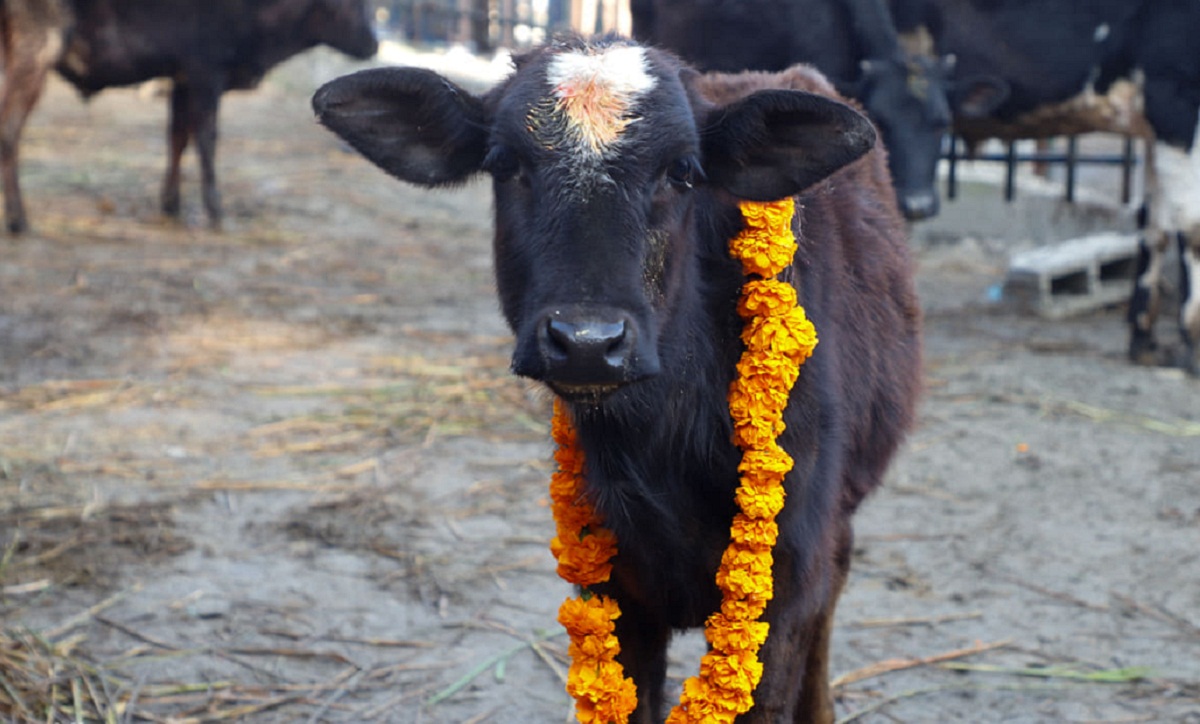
540 315 632 385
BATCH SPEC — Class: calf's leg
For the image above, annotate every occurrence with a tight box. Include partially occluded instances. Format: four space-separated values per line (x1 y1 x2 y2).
740 524 849 724
795 521 852 722
610 597 670 724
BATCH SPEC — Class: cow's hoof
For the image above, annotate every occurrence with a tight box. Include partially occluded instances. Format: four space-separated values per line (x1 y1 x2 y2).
1128 331 1159 366
161 196 181 217
6 217 27 235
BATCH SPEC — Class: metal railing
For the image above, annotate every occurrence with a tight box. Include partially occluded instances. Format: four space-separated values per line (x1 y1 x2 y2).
944 134 1141 205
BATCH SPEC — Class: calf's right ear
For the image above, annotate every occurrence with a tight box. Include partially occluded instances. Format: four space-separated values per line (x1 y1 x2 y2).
701 89 877 201
312 67 488 186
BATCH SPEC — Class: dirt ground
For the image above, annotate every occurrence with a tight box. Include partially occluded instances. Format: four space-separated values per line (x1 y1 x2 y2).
2 47 1199 724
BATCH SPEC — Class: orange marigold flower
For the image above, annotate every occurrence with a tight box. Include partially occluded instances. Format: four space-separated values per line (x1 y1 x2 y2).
737 444 793 479
554 448 586 477
758 198 796 231
731 200 797 278
558 595 619 640
730 374 794 426
555 528 618 586
549 469 582 502
720 594 771 623
568 658 637 723
741 310 818 363
737 279 798 319
697 650 763 708
551 504 596 542
716 545 774 596
704 614 770 654
729 514 779 548
568 630 620 661
734 482 786 519
668 677 741 723
592 670 638 722
729 233 796 278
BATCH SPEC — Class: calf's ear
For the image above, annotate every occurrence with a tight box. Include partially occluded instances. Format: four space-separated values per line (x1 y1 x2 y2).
312 67 488 186
701 90 876 200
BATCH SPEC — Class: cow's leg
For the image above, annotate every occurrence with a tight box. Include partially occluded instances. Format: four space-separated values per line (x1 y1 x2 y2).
161 82 191 218
0 24 61 234
1178 229 1200 375
162 80 223 227
191 83 223 229
1128 227 1170 365
610 598 670 724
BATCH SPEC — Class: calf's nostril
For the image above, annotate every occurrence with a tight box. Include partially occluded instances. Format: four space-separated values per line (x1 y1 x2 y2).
545 318 574 360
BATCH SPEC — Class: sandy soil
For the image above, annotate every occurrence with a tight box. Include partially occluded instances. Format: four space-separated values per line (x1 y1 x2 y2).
2 48 1198 723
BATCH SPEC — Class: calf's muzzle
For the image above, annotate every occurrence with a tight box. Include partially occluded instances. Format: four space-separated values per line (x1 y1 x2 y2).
525 307 660 395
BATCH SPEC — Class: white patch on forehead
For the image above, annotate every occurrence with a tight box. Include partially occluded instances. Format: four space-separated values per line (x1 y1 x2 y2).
543 45 656 155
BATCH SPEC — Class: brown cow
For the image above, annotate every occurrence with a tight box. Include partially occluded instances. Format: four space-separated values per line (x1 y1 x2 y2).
0 0 378 233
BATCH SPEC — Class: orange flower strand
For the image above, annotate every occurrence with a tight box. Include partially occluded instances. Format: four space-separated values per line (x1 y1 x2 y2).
551 400 637 724
666 199 812 722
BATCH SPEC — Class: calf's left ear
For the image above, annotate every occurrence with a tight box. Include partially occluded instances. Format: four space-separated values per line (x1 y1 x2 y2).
312 67 488 186
701 90 876 200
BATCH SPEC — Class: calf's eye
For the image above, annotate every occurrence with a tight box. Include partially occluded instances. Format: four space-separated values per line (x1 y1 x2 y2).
483 146 526 185
664 158 701 190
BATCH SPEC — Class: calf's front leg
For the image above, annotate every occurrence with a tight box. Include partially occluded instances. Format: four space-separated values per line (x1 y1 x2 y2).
610 596 671 724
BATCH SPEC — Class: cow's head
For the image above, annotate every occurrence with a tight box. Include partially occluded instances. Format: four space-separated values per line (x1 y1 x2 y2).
313 37 874 402
310 0 379 60
849 52 953 221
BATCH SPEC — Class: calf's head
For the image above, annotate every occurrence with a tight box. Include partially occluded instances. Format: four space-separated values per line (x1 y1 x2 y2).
313 37 874 402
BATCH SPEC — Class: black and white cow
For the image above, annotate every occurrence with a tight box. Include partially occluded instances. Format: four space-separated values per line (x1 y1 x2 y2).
893 0 1200 373
314 35 921 723
632 0 955 221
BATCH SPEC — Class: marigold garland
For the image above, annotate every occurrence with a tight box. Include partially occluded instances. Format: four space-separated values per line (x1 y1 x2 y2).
549 197 817 723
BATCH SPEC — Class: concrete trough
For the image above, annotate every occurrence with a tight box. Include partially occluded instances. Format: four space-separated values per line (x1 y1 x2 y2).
1004 232 1141 318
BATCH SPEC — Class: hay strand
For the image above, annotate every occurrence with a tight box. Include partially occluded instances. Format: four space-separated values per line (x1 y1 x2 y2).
831 639 1012 689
